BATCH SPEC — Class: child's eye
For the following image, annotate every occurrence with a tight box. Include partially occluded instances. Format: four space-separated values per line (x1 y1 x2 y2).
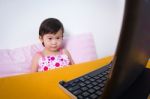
56 37 60 39
49 38 52 40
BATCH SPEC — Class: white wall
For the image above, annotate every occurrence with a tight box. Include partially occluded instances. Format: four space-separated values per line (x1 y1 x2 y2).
0 0 125 58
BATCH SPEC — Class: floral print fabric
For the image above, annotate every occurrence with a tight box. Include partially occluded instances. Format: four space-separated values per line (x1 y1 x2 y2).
38 53 70 71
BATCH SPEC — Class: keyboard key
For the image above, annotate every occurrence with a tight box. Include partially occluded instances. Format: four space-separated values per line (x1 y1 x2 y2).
101 77 107 81
68 85 80 92
102 72 107 75
97 79 102 83
72 90 82 95
84 75 91 79
92 82 98 86
77 95 84 99
70 82 76 86
63 83 70 88
99 83 105 88
94 86 100 90
79 77 86 81
82 92 90 97
84 98 91 99
81 87 88 91
74 79 80 83
89 78 95 81
88 89 95 93
98 74 103 77
90 94 98 99
85 81 90 84
96 90 103 96
79 82 86 87
94 76 100 79
87 84 93 88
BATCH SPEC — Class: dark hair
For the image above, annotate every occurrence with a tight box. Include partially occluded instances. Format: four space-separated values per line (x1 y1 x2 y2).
39 18 64 37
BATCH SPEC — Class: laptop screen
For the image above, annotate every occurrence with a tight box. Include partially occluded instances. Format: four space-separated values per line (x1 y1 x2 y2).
101 0 150 98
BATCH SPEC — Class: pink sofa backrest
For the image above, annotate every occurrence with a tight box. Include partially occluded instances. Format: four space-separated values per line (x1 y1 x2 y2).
0 33 97 78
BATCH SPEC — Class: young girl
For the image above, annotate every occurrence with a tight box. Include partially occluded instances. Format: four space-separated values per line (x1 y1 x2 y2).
31 18 74 72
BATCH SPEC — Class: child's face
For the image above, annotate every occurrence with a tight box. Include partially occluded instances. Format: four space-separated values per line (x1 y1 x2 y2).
40 29 63 52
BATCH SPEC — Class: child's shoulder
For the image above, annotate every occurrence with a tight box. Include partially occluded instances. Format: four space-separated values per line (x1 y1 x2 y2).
61 48 69 54
60 48 74 64
61 48 72 57
32 51 43 59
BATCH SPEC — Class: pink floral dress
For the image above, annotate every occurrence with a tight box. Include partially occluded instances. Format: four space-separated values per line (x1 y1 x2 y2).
37 50 70 72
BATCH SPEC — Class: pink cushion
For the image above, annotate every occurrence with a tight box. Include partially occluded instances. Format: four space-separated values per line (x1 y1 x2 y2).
63 33 97 63
0 33 97 78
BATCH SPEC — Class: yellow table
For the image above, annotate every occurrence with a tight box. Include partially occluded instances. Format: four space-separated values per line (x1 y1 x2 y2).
0 56 149 99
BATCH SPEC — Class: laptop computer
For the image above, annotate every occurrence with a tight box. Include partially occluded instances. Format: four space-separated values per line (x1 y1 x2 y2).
59 0 150 99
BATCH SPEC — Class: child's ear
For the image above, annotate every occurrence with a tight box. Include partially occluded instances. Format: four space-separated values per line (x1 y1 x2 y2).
39 36 43 42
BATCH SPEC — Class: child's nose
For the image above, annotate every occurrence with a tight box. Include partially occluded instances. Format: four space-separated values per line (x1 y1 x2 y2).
51 39 57 44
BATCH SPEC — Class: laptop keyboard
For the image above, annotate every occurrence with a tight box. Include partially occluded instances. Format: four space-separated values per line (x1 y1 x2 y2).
59 63 112 99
